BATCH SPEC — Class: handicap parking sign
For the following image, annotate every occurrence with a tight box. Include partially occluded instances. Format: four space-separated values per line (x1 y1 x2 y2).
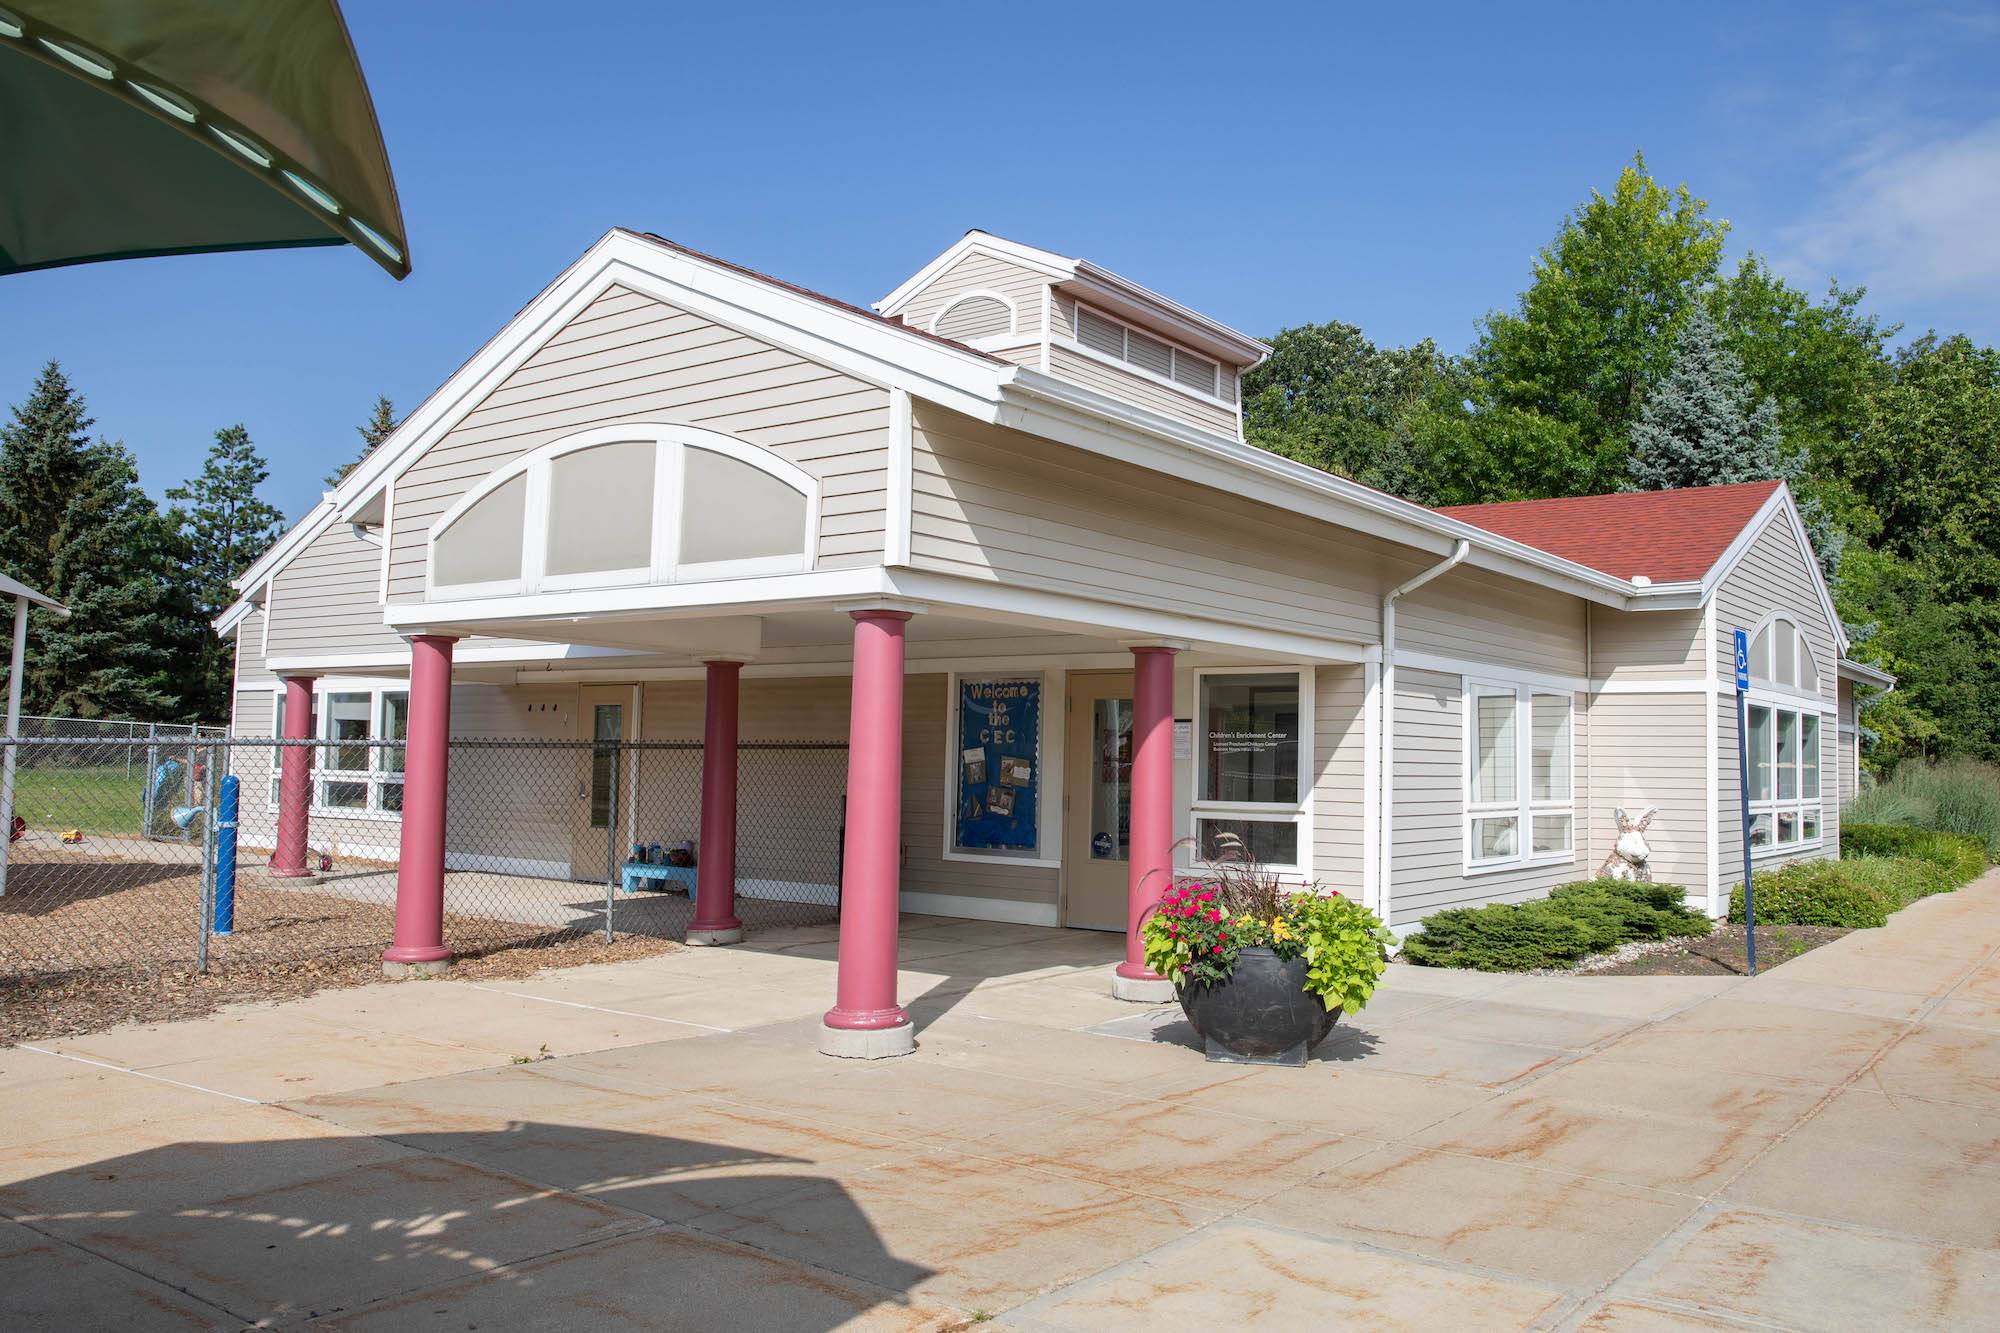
1734 628 1750 691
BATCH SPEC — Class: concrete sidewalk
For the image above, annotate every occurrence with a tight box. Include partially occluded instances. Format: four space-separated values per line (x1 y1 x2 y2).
4 880 1999 1329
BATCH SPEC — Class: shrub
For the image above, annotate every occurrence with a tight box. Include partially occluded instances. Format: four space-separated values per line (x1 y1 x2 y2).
1400 879 1702 971
1842 823 1988 884
1726 855 1955 929
1846 760 2000 859
1399 901 1596 971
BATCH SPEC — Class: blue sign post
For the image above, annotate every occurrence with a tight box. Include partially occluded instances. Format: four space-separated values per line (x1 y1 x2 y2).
1734 628 1756 976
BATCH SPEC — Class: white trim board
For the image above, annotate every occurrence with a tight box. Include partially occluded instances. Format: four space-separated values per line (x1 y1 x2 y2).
898 888 1059 928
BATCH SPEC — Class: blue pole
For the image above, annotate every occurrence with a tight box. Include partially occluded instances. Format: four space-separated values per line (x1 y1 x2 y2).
213 774 239 935
1737 688 1756 976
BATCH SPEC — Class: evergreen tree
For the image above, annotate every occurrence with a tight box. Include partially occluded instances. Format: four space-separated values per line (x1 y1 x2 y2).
165 424 287 720
0 362 180 717
323 394 398 486
1626 306 1842 578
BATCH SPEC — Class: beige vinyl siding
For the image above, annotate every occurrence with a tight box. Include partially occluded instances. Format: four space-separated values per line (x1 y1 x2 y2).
909 403 1393 645
385 283 892 602
1583 692 1709 893
266 523 403 659
1713 518 1838 688
904 674 1058 913
1047 343 1240 438
1712 514 1839 877
1590 605 1704 680
1399 570 1587 677
1388 668 1590 929
895 251 1047 344
1313 664 1368 893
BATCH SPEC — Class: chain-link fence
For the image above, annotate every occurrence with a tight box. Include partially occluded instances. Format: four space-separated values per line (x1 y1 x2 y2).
1 735 847 983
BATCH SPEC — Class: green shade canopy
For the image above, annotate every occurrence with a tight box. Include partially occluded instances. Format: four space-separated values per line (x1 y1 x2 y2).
0 1 409 278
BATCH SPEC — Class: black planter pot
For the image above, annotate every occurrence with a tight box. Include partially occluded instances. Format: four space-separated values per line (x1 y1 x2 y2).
1178 946 1341 1066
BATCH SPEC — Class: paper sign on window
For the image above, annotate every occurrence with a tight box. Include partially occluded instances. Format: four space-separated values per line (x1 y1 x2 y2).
956 678 1040 852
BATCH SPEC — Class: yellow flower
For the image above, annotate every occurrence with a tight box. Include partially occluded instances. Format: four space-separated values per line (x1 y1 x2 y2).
1269 918 1290 942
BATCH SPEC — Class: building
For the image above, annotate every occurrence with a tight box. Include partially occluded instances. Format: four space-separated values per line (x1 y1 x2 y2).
216 228 1891 1057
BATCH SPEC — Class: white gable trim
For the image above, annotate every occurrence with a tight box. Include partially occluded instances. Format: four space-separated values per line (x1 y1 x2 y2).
875 233 1075 315
1700 484 1847 654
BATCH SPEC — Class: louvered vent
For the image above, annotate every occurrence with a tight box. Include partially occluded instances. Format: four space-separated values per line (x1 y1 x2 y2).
933 294 1013 340
1072 302 1222 398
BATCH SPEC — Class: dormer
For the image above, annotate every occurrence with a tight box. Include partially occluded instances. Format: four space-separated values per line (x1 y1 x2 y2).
876 230 1269 442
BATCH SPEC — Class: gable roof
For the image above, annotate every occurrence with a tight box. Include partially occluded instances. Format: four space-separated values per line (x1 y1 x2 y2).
875 229 1272 367
1435 481 1785 584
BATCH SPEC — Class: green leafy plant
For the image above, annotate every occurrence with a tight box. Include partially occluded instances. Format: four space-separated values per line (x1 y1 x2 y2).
1400 879 1706 971
1846 760 2000 858
1842 822 1988 883
1724 855 1957 929
1140 877 1392 1013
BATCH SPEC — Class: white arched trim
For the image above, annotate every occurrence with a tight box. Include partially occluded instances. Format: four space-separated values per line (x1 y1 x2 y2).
1745 610 1823 701
427 423 819 597
930 289 1018 341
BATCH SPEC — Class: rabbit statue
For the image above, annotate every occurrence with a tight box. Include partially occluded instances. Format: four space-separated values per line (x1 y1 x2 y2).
1599 806 1661 882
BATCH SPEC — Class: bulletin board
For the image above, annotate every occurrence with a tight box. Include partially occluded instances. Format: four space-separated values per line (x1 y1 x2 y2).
955 677 1040 852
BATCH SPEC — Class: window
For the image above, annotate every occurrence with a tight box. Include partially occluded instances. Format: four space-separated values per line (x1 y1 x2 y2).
950 676 1046 861
1193 671 1305 870
1746 700 1824 853
1466 684 1574 870
1072 303 1225 401
1749 617 1822 696
428 425 816 595
268 683 407 816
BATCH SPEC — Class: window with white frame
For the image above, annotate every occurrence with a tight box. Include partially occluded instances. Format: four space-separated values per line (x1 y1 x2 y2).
270 683 407 815
1072 302 1227 401
1466 684 1574 869
1745 702 1822 851
1193 670 1305 870
429 425 816 597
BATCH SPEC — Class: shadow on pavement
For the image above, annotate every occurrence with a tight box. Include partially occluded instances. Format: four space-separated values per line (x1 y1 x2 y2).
0 1121 937 1329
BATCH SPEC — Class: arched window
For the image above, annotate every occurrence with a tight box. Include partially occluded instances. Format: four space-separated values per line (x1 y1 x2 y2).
1748 615 1821 695
932 291 1016 342
428 424 817 595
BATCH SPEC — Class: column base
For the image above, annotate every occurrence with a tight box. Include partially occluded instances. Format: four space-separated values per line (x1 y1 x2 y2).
382 957 451 979
817 1019 914 1059
269 866 318 881
685 924 743 946
1112 970 1175 1003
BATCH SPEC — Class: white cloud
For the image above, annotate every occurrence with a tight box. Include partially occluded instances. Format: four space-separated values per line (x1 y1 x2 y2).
1777 120 2000 300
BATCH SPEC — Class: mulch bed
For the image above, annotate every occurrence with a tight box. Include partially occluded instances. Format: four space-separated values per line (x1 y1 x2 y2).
1581 923 1850 976
1 852 679 1045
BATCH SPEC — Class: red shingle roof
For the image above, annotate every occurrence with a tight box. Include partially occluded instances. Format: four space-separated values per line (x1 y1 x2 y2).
1434 480 1784 584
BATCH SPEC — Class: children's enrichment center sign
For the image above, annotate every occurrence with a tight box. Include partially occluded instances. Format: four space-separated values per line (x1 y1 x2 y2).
957 677 1040 852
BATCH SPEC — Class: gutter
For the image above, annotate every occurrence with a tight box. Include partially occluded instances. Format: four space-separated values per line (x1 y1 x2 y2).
1379 540 1470 930
1837 658 1898 691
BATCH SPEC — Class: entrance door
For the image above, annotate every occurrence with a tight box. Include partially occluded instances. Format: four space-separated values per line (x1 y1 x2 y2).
1064 672 1133 930
572 686 633 882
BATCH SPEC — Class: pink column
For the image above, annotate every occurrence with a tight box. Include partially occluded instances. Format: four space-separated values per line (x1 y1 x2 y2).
1115 645 1179 1000
383 634 456 975
820 610 914 1058
688 659 745 945
270 675 316 878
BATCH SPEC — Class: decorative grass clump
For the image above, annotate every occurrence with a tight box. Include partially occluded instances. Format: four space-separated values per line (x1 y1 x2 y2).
1846 760 2000 860
1841 823 1988 884
1726 855 1956 930
1400 878 1706 972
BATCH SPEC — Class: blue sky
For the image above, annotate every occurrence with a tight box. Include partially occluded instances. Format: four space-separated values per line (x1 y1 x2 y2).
6 1 1999 522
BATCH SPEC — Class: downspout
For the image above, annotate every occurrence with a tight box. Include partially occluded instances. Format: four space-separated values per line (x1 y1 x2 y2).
1379 540 1470 931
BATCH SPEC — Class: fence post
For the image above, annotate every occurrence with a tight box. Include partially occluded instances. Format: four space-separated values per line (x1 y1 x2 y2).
604 746 619 943
197 743 218 972
143 723 159 836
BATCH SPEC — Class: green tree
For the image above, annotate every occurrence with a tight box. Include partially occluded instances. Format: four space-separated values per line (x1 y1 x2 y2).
1240 322 1467 502
165 424 287 720
1840 334 2000 600
1626 303 1786 490
323 394 398 487
1470 152 1730 493
1838 545 1997 766
0 362 180 717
